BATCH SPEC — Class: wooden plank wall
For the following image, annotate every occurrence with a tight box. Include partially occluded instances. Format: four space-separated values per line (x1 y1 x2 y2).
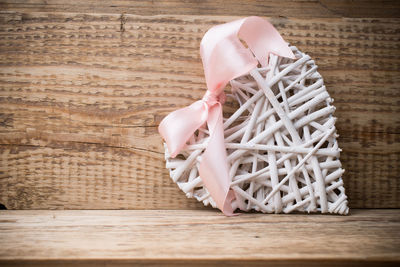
0 1 399 209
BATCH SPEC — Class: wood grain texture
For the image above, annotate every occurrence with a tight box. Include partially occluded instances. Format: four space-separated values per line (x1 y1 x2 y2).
0 209 399 266
0 12 399 209
0 0 400 18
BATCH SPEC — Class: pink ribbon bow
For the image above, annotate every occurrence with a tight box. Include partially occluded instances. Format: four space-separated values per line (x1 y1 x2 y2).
158 16 295 216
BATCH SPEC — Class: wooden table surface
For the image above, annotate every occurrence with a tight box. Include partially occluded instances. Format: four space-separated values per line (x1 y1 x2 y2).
0 209 399 266
0 0 399 265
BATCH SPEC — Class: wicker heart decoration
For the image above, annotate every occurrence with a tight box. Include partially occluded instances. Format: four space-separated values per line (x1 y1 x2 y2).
164 45 348 215
160 17 348 215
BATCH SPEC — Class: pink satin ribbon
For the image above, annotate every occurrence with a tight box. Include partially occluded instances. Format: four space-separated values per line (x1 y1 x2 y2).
158 16 295 216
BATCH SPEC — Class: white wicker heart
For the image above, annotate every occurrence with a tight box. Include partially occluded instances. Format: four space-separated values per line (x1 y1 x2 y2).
164 46 349 214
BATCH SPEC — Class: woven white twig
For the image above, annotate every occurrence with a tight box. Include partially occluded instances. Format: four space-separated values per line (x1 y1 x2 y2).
164 46 349 214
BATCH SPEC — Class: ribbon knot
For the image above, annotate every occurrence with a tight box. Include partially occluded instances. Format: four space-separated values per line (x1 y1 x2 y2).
158 17 295 216
202 90 226 107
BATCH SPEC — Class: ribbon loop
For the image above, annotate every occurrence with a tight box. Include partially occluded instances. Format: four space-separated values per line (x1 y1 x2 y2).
158 17 295 216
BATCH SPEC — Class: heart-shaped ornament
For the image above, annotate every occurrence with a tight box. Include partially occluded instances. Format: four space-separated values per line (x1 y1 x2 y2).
164 45 348 214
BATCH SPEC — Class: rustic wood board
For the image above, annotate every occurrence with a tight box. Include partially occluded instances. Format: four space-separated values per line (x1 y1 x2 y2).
0 11 399 209
0 209 399 266
1 0 400 18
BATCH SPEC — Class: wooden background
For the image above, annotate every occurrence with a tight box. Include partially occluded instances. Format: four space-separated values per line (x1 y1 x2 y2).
0 0 399 210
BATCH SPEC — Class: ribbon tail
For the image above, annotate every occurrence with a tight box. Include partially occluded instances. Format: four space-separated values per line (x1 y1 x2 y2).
158 100 208 158
199 104 237 216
